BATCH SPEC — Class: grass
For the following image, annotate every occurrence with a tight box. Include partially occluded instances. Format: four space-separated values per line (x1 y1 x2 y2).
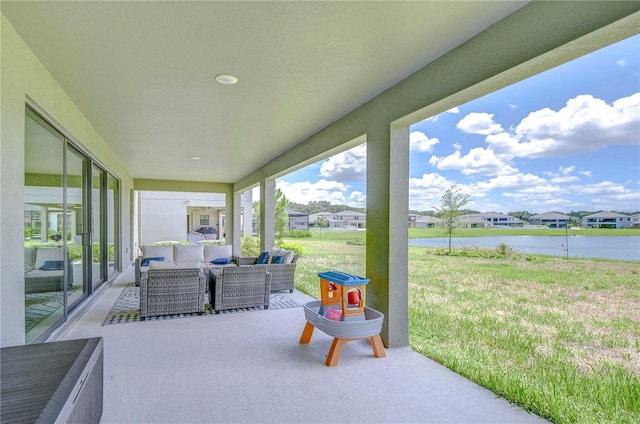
289 230 640 424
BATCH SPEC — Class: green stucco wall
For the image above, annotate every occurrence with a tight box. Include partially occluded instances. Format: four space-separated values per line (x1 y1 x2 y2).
1 15 134 346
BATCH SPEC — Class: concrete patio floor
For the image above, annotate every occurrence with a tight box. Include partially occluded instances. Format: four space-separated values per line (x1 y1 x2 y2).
52 266 547 424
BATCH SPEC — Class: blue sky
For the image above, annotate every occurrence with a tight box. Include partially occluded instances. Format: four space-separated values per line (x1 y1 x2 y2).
272 35 640 214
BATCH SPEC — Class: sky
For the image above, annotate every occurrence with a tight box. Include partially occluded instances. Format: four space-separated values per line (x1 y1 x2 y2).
268 35 640 214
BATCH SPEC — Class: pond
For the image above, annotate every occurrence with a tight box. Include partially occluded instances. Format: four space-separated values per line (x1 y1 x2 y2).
409 235 640 261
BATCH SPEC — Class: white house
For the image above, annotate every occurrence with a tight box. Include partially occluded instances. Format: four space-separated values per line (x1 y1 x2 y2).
582 211 632 229
529 212 571 228
137 190 253 247
458 212 524 228
409 214 442 228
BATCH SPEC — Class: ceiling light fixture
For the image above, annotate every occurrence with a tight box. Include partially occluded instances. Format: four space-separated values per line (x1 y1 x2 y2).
190 156 200 160
215 74 238 85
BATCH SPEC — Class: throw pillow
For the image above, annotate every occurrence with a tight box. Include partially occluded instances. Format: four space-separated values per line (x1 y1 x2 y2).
39 260 64 271
256 251 269 264
141 256 164 267
211 257 232 265
281 249 295 264
271 255 284 264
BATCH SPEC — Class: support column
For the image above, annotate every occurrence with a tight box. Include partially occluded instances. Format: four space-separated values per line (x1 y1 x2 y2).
366 123 409 348
260 179 275 251
228 191 242 255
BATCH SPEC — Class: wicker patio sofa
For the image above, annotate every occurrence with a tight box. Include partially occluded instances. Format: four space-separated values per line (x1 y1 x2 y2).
24 246 73 294
209 265 271 313
139 265 207 320
135 244 233 286
233 248 297 293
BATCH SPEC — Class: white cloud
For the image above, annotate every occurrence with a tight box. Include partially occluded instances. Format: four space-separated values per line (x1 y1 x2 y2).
410 131 439 152
580 170 592 177
487 93 640 158
276 179 348 204
447 107 460 114
473 173 550 193
348 191 366 208
571 181 640 211
453 142 462 150
617 59 627 67
408 173 478 211
543 165 580 183
319 144 366 181
429 147 517 176
457 112 504 135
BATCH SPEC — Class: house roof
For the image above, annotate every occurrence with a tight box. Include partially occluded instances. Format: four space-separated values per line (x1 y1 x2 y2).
530 212 571 219
415 216 442 223
1 2 527 183
285 209 307 217
584 211 631 218
335 211 366 217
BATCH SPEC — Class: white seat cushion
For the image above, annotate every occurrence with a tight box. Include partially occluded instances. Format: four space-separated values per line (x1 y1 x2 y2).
141 245 175 262
174 245 205 262
34 247 64 269
148 261 176 270
204 245 233 262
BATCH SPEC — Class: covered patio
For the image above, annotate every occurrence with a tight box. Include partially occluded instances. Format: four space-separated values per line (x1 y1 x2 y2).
53 266 543 423
1 2 639 421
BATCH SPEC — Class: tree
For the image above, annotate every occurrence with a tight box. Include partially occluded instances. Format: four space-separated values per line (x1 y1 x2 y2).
252 189 289 241
314 215 329 238
435 185 471 254
274 188 288 241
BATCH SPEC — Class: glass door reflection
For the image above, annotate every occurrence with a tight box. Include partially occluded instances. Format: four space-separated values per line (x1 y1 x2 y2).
24 111 66 344
66 146 89 310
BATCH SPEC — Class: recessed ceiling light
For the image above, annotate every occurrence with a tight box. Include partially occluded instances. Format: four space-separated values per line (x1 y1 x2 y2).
190 156 200 160
215 74 238 85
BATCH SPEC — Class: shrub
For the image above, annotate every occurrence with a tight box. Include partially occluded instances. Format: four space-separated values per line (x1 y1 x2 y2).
240 237 305 257
241 236 261 256
289 229 312 238
276 240 304 257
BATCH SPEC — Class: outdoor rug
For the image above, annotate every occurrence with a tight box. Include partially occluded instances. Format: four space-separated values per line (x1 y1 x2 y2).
103 283 302 325
25 286 82 332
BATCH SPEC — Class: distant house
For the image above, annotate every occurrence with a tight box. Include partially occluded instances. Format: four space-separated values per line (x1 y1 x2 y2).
582 211 632 229
409 214 442 228
286 209 309 230
458 212 524 228
335 210 366 229
309 210 366 229
632 214 640 229
529 212 571 228
309 212 342 229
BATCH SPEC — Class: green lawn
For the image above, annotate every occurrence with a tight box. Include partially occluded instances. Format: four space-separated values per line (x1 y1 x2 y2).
408 227 640 238
288 230 640 424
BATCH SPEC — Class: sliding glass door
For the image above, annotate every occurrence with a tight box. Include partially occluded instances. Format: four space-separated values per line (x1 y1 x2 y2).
24 110 66 344
24 106 119 343
66 146 89 311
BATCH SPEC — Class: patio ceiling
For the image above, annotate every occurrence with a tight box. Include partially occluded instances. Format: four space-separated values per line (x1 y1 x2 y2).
2 1 527 183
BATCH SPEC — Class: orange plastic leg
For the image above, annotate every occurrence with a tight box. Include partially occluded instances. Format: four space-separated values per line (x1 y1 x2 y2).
369 335 386 358
299 322 315 344
326 338 348 367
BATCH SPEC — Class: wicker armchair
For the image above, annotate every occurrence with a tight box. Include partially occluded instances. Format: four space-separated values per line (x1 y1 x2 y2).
209 265 271 313
232 255 297 293
139 267 207 320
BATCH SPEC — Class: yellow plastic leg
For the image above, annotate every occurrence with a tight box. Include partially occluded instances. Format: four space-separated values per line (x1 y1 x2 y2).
369 335 386 358
326 338 348 367
299 322 315 344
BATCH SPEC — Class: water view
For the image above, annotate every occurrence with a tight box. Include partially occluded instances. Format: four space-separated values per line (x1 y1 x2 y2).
409 235 640 261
